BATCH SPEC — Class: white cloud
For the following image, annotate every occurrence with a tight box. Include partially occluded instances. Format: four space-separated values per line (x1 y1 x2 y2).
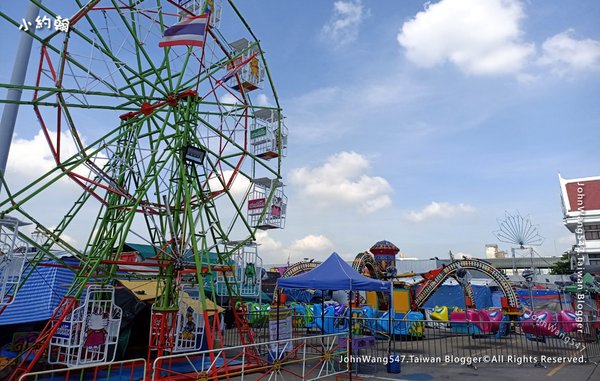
289 151 392 214
207 169 250 197
6 129 100 184
3 131 108 250
256 230 283 253
406 201 476 222
255 94 272 107
321 1 367 46
219 93 242 113
397 0 534 75
538 30 600 75
289 234 334 253
256 232 334 264
7 130 71 178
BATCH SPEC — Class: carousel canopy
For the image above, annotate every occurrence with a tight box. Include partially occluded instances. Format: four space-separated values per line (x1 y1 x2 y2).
277 252 390 292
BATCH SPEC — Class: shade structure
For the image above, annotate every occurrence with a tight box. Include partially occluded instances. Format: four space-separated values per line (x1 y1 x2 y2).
277 252 391 292
119 280 224 315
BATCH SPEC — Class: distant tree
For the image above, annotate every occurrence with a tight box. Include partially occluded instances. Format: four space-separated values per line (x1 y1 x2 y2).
550 252 572 275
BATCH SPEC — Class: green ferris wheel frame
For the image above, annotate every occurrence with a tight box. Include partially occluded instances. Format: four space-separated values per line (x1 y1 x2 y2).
0 0 287 372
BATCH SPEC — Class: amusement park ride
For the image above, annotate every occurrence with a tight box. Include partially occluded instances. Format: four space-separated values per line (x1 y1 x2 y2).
282 240 587 340
0 0 288 379
278 240 521 337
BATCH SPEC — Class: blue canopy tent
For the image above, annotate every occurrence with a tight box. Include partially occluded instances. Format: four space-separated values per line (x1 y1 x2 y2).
277 252 390 292
277 252 393 376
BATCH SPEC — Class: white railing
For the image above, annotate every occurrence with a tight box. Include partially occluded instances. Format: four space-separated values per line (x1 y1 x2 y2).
152 332 350 381
18 358 147 381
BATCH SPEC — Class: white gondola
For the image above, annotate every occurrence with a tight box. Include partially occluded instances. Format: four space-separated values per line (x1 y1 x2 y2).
215 243 262 297
174 284 206 353
0 217 29 306
247 178 287 230
228 38 264 92
49 285 122 367
251 109 288 160
177 0 222 27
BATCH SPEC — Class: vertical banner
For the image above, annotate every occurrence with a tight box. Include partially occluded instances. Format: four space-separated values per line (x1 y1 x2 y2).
269 308 292 353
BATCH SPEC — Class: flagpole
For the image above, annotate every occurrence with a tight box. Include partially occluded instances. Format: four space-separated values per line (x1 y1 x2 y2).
389 281 393 356
348 289 353 381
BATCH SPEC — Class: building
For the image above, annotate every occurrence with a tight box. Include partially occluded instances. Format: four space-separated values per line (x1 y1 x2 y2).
394 257 562 278
559 174 600 266
485 244 507 259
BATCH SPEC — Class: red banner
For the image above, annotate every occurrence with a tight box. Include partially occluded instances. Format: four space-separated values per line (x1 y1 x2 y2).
248 198 266 210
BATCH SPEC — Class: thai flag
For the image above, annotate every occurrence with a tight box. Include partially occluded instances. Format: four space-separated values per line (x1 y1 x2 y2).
159 14 208 48
221 52 258 82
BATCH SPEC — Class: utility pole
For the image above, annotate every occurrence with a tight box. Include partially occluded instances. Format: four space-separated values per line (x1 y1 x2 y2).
0 2 41 193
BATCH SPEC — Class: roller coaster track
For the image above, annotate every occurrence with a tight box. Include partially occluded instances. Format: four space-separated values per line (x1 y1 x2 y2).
413 258 520 311
352 252 377 275
281 261 320 278
272 260 322 298
352 252 387 306
454 279 476 309
351 252 475 308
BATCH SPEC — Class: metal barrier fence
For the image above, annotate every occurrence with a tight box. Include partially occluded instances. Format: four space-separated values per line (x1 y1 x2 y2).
222 311 324 348
18 358 147 381
16 315 599 380
152 332 350 381
390 319 600 369
223 313 600 372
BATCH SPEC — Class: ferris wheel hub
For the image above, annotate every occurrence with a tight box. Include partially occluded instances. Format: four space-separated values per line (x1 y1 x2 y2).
140 102 153 116
119 89 199 120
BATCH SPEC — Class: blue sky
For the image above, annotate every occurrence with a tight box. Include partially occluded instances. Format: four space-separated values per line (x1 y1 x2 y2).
1 0 599 264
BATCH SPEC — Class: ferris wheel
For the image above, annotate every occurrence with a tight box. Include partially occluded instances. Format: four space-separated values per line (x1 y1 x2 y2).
0 0 287 377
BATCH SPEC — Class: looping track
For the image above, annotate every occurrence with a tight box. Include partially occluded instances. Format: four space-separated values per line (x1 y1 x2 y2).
414 259 520 310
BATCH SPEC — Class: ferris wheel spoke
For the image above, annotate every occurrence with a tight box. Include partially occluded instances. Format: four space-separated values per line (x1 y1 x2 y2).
38 0 163 99
61 57 98 106
75 4 147 98
109 1 172 95
0 12 110 96
71 25 168 99
201 156 255 240
0 87 147 112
